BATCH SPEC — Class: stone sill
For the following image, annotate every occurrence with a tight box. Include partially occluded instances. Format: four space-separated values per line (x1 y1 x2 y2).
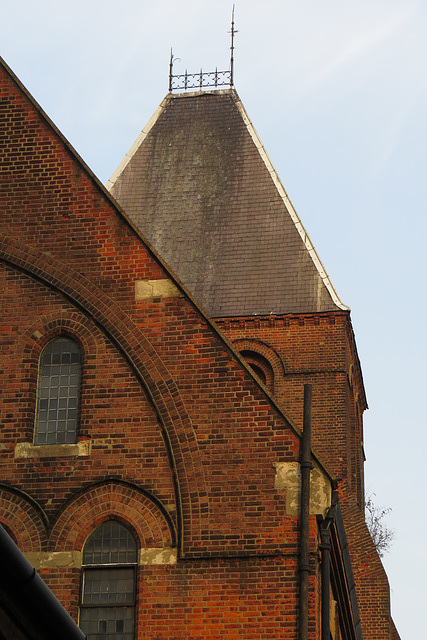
14 440 91 459
25 547 177 569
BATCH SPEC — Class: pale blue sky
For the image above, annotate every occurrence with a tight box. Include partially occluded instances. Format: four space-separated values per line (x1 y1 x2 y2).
3 1 426 637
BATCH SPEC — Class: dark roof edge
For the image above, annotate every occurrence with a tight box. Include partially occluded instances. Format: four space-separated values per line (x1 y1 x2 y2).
0 524 86 639
0 56 336 484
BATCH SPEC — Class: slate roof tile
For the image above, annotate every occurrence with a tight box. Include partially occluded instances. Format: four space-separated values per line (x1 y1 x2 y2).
108 90 347 317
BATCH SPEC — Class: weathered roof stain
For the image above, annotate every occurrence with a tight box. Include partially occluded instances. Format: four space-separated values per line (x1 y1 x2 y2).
108 89 347 317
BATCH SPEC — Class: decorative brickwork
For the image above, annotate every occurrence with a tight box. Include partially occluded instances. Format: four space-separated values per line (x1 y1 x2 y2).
0 487 47 551
50 481 175 551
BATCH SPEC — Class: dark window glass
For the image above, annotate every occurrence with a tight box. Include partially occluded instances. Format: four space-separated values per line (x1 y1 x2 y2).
35 337 81 445
79 607 134 640
82 568 135 605
83 521 137 565
80 522 137 640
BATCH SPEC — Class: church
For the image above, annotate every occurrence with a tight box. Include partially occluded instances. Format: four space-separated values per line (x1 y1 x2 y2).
0 54 399 640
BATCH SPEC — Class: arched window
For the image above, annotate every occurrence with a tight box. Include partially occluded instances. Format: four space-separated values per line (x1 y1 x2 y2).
80 521 138 640
35 336 81 445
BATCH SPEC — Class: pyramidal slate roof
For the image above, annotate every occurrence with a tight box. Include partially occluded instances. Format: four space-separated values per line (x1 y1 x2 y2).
107 89 348 317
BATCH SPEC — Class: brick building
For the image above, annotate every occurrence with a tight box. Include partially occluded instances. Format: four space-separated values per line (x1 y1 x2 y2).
0 56 399 640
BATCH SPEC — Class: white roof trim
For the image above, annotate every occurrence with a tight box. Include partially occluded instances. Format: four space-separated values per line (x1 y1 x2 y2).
233 93 349 312
106 96 170 192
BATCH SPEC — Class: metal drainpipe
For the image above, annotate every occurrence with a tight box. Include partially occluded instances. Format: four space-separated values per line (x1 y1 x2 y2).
320 496 337 640
299 384 313 640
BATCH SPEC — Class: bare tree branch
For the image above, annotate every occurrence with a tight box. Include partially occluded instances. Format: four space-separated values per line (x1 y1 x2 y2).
365 493 395 557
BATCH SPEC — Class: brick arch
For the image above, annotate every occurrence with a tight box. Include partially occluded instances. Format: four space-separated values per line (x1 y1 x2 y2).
0 235 208 553
233 338 285 395
49 481 175 552
0 486 47 551
20 311 100 361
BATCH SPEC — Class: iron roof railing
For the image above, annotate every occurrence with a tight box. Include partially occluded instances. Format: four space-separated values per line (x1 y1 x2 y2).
169 68 232 92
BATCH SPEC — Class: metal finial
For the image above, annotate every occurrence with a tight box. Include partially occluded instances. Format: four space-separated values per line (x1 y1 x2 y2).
168 10 237 92
169 48 173 92
169 49 182 92
230 4 238 87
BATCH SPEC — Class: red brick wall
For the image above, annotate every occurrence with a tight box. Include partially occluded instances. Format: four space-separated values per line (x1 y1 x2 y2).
0 262 175 513
217 312 365 500
40 555 308 640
